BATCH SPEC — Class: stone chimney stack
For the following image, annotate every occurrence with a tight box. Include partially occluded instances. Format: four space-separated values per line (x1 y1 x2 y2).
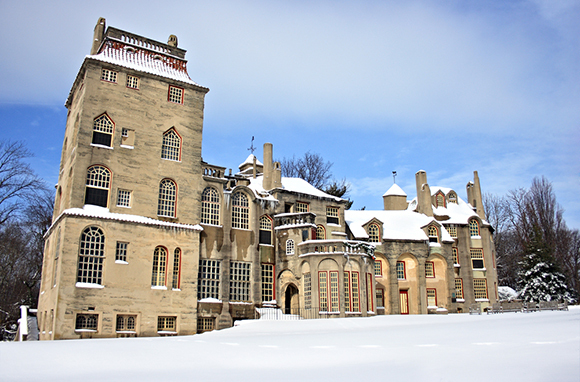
263 143 273 190
467 171 485 219
91 17 106 55
273 161 282 189
415 170 433 216
168 35 178 47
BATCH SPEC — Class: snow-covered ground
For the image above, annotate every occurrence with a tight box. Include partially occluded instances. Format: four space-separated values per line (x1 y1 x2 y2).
1 308 579 381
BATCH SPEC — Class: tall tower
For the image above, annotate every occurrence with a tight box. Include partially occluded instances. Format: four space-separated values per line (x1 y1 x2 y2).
38 18 209 340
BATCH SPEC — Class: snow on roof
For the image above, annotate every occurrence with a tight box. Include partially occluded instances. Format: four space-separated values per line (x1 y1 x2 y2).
383 183 407 197
57 205 203 231
345 210 452 242
246 176 343 203
430 186 454 196
87 40 201 86
239 154 263 169
432 196 481 225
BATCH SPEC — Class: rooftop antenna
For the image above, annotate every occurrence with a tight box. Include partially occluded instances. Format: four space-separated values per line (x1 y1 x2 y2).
248 136 256 154
392 171 397 184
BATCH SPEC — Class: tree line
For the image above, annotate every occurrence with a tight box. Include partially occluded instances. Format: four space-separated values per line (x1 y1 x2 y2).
484 177 578 302
0 141 53 339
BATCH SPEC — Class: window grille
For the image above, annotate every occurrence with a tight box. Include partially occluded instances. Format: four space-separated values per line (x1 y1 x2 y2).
469 220 480 236
425 261 435 277
157 316 176 331
232 192 249 229
85 165 111 207
172 248 181 289
230 262 251 301
455 278 464 299
286 239 295 255
471 248 484 269
161 129 181 161
198 259 220 299
115 242 128 262
151 247 167 287
92 114 114 147
474 278 488 299
168 86 183 104
101 68 117 82
76 314 98 331
157 179 177 217
295 202 308 213
201 188 219 225
261 264 274 302
126 75 139 89
77 227 105 284
368 223 380 242
396 261 406 280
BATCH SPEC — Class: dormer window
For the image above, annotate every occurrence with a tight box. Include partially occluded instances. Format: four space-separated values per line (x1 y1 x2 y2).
435 192 446 208
448 192 457 204
469 219 480 237
368 223 380 243
428 225 439 243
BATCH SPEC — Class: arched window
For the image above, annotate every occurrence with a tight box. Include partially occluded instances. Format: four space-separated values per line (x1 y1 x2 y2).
286 239 295 255
77 226 105 285
469 219 480 237
232 192 249 229
428 225 439 243
172 248 181 290
92 114 114 147
316 225 326 240
368 223 380 243
85 165 111 207
259 215 273 245
201 187 220 225
151 246 167 287
161 128 181 161
436 192 445 208
158 179 177 217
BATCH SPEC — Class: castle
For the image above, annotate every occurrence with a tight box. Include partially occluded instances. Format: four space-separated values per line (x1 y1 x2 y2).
37 18 498 340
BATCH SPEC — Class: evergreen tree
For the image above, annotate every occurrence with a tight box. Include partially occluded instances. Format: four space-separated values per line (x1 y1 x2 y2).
517 226 574 303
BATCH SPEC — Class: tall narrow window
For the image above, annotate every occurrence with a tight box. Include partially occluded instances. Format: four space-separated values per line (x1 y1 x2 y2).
261 264 274 302
428 225 439 243
259 215 273 245
474 278 488 299
469 219 480 237
92 114 114 147
453 247 459 265
85 165 111 207
198 259 220 299
161 129 181 161
368 223 380 243
286 239 295 255
77 226 105 285
232 192 249 229
157 179 177 217
326 206 339 224
427 289 437 307
374 260 382 277
396 261 406 280
172 248 181 290
53 229 61 287
115 242 128 262
303 273 311 309
376 289 384 308
316 225 326 240
319 271 339 313
201 187 220 225
366 273 374 312
471 248 485 269
330 271 340 312
344 271 360 312
455 278 464 299
230 261 251 301
425 261 435 278
151 246 167 287
436 192 445 208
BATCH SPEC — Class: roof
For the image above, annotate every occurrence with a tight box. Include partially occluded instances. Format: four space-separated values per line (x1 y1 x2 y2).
383 183 407 197
345 210 452 242
246 176 343 203
239 154 263 169
51 205 203 232
87 39 202 86
430 186 454 196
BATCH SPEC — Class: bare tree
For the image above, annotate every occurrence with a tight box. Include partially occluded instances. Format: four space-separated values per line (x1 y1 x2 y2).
280 151 333 190
324 179 353 209
0 141 43 225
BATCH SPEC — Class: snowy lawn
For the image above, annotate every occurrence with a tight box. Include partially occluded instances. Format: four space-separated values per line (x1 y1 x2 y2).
1 307 578 382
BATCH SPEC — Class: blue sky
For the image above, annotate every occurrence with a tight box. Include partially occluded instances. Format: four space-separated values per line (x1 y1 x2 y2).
1 0 579 229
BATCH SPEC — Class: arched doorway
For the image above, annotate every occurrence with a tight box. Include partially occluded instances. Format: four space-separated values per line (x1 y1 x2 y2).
284 284 299 314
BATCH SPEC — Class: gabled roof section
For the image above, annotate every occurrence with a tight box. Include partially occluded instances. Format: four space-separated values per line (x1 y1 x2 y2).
246 176 344 203
383 183 407 197
239 154 263 169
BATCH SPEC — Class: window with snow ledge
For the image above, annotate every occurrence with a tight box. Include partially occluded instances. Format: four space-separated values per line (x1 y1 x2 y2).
117 189 131 208
326 206 339 225
75 314 98 331
92 113 114 148
75 282 105 289
470 248 485 270
469 219 480 237
115 241 128 262
157 316 176 332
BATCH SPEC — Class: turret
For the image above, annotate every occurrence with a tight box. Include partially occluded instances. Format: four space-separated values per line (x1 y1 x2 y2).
168 34 178 47
383 183 408 210
90 17 106 55
415 170 433 216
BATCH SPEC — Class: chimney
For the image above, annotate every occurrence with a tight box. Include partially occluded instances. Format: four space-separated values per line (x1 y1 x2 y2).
468 171 485 219
90 17 106 55
273 161 282 189
415 170 433 216
263 143 273 190
168 35 178 47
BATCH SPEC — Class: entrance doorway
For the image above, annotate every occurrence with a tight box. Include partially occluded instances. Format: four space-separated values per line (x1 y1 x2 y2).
399 290 409 314
284 284 299 314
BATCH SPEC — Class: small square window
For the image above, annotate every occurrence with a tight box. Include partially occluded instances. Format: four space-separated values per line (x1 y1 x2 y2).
168 86 183 104
117 189 131 208
295 202 309 213
122 128 129 137
157 316 176 332
126 75 139 89
197 317 215 333
116 242 128 262
101 68 117 83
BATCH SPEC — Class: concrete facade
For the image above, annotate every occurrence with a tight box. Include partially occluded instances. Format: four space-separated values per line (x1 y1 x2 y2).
37 19 497 340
